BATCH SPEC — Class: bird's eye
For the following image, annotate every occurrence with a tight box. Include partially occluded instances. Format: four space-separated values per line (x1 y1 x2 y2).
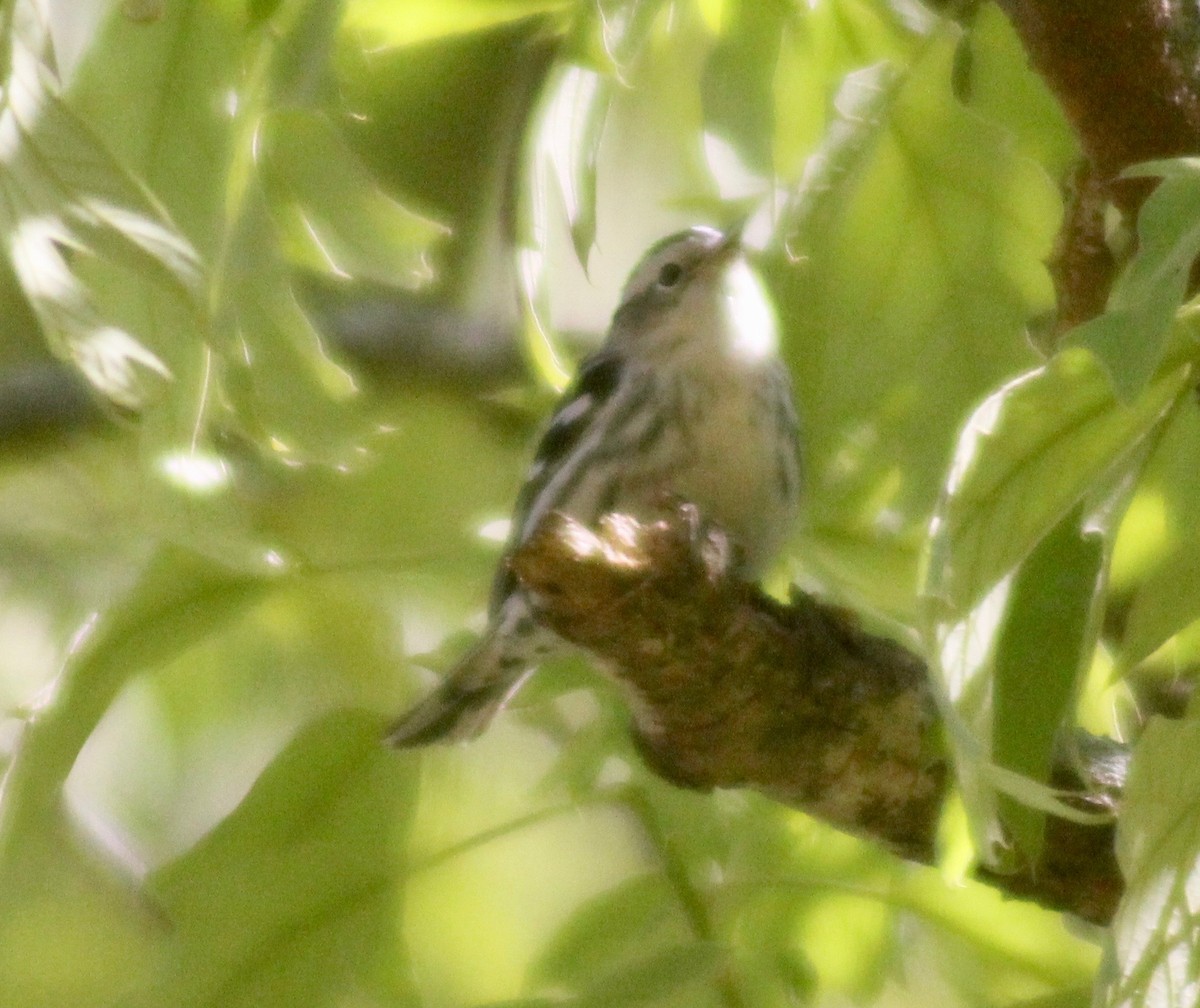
657 262 683 288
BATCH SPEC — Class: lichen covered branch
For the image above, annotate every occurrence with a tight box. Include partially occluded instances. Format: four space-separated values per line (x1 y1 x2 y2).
510 506 1124 924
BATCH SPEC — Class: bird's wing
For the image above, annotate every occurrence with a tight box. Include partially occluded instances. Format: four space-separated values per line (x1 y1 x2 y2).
488 348 633 615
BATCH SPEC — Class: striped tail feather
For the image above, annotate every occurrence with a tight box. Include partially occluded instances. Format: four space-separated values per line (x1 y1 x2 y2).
385 605 543 746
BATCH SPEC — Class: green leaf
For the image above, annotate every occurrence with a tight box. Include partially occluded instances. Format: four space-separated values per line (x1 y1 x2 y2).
517 56 612 390
1000 989 1092 1008
476 1000 567 1008
574 942 723 1007
1121 540 1200 671
0 38 203 409
991 506 1105 859
247 0 285 26
341 0 570 49
1099 716 1200 1008
1071 158 1200 402
701 0 791 175
780 61 903 257
0 543 281 1006
522 59 610 270
0 804 161 1007
774 24 1060 544
258 109 449 288
922 350 1190 619
532 873 680 988
130 709 419 1008
216 262 363 462
0 544 278 860
921 350 1187 860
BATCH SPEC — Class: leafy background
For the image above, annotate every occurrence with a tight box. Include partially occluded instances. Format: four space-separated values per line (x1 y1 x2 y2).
0 0 1198 1006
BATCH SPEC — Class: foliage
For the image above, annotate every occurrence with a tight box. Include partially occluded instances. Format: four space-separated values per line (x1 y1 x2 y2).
0 0 1198 1006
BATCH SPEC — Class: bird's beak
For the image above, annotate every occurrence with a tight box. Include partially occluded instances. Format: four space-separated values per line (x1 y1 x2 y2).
713 218 746 262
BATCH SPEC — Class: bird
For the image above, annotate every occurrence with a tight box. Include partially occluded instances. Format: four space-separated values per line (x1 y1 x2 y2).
386 223 801 746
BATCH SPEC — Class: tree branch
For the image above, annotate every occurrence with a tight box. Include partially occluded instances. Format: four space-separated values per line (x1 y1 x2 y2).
995 0 1200 202
994 0 1200 330
511 506 1124 925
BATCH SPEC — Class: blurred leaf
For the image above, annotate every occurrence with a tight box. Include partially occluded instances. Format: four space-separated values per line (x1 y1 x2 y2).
923 350 1190 619
1110 390 1200 673
517 56 608 391
574 942 723 1007
0 803 161 1007
0 542 281 1005
798 526 922 628
476 1000 566 1008
73 196 202 298
522 59 609 273
65 0 234 251
1070 158 1200 402
0 544 278 857
517 0 679 392
532 873 679 988
1009 990 1093 1008
701 0 791 175
67 0 372 467
0 29 203 409
770 0 916 182
564 0 668 72
780 61 903 257
991 506 1105 859
259 109 449 288
960 4 1075 173
884 868 1098 989
343 0 569 48
248 0 285 26
1121 540 1200 671
245 385 522 571
1099 716 1200 1008
130 709 418 1008
251 0 342 104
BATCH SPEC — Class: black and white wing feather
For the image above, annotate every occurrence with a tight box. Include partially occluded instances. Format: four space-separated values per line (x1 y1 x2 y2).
489 348 644 614
387 349 644 746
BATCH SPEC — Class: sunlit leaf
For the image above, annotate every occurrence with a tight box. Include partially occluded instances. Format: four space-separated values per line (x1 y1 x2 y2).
774 25 1059 545
780 61 903 257
923 350 1190 619
73 196 202 297
258 109 448 288
1108 394 1200 675
343 0 569 48
0 32 203 409
217 261 362 461
1120 541 1200 671
991 506 1105 859
522 61 609 269
1099 716 1200 1008
1071 158 1200 402
517 57 611 390
921 350 1188 860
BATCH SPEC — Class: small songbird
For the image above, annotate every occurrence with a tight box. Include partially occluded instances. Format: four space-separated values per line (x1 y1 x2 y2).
386 224 801 746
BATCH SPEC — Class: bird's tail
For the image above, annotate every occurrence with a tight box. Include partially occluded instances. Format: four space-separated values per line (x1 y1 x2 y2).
384 625 533 747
